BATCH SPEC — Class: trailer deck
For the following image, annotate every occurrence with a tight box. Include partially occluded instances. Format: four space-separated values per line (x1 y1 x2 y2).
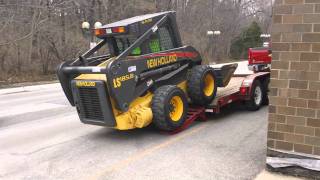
170 61 270 133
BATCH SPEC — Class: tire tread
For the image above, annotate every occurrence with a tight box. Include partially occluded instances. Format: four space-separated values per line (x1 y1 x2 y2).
152 85 187 131
187 65 217 105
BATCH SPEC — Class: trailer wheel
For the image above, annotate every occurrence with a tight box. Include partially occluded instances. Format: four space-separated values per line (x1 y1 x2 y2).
245 80 263 111
187 65 217 105
152 85 188 131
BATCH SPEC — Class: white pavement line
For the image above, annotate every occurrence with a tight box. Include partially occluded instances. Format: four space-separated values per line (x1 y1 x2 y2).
0 103 67 118
0 83 60 95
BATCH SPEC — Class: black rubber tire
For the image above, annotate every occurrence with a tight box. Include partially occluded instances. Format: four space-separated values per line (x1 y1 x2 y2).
245 80 263 111
151 85 188 131
262 79 269 106
262 90 269 105
187 65 217 105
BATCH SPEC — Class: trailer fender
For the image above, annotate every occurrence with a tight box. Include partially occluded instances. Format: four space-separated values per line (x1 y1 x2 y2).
239 72 270 100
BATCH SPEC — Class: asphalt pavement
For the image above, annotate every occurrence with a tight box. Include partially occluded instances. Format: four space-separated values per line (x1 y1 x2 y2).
0 83 268 180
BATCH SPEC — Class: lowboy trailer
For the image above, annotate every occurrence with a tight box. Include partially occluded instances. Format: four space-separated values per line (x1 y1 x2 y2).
169 61 270 134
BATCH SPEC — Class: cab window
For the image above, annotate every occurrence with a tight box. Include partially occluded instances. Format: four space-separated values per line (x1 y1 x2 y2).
148 26 175 53
158 26 174 51
115 37 141 56
149 35 161 53
112 25 175 56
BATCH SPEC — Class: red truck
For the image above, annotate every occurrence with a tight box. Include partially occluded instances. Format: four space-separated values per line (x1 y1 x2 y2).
248 47 272 72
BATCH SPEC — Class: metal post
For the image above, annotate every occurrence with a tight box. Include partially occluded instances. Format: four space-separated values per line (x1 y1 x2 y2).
207 30 221 64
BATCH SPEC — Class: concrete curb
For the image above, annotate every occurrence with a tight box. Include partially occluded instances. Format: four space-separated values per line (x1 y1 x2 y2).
0 83 60 95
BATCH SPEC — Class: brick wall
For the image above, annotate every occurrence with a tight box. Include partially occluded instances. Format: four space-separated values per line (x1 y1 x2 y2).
268 0 320 157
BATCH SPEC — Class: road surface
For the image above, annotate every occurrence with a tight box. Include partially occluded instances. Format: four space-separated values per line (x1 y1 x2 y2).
0 83 268 180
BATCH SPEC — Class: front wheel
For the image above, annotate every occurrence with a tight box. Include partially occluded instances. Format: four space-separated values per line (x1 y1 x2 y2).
245 80 263 111
152 85 188 131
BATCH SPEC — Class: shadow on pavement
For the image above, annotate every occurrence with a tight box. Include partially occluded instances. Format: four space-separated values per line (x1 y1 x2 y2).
85 102 267 141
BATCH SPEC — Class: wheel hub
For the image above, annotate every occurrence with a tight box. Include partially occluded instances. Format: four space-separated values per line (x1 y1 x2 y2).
203 73 215 97
169 96 184 122
254 86 262 105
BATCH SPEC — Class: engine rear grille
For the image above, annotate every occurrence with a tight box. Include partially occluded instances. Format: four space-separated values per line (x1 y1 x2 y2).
78 87 104 121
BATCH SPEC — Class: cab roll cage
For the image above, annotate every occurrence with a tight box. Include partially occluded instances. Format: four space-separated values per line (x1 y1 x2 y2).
57 14 169 106
63 15 168 74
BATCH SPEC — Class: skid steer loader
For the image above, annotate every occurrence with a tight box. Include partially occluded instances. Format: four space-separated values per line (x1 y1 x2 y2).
57 11 237 131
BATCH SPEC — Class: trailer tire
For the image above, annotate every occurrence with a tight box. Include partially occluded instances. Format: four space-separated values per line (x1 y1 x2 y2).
262 90 269 105
262 79 269 105
187 65 217 105
152 85 188 131
245 80 263 111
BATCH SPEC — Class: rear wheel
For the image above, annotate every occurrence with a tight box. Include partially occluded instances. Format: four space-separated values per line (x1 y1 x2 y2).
187 65 217 105
152 85 188 131
245 80 263 111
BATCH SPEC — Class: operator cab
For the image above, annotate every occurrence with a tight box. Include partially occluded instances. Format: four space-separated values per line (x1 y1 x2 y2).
94 11 182 57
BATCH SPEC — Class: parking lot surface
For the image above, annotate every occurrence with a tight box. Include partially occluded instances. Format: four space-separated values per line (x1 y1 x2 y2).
0 84 267 179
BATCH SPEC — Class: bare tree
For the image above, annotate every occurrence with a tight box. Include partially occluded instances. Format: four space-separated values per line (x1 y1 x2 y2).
0 0 272 83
